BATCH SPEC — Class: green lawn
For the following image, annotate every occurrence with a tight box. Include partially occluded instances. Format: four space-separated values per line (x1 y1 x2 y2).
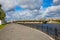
0 24 6 30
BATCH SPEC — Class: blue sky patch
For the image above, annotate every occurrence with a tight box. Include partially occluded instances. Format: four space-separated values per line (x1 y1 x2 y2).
15 6 25 11
43 0 53 8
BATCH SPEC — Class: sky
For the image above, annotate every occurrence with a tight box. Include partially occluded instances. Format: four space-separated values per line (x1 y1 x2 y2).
0 0 60 22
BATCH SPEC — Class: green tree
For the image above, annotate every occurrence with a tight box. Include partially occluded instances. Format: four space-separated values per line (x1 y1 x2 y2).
41 18 47 24
0 4 6 23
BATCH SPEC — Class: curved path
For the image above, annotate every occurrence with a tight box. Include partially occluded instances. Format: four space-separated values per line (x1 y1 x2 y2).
0 23 54 40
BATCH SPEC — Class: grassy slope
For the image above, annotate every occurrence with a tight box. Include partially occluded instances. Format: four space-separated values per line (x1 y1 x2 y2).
0 24 6 30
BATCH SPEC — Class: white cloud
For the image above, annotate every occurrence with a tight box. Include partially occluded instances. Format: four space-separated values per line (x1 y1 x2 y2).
0 0 17 10
6 10 33 22
44 5 60 18
1 0 60 22
0 0 43 22
17 0 42 10
5 5 60 22
42 0 60 18
53 0 60 5
0 0 42 11
6 9 45 22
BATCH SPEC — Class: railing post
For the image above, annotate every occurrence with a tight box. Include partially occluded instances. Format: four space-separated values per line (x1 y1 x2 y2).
46 26 49 34
54 28 58 40
42 24 43 31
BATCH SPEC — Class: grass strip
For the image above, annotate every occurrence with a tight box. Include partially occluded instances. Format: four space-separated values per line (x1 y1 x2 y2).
0 24 6 30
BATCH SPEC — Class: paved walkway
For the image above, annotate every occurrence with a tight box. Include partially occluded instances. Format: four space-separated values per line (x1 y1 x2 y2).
0 23 54 40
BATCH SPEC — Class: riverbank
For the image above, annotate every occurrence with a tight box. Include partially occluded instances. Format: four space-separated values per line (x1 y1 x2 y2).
48 21 60 24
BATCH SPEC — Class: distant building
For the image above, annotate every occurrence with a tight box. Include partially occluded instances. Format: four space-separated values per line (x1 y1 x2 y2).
0 20 2 25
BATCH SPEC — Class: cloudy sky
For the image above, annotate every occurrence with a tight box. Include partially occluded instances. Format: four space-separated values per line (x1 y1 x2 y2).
0 0 60 22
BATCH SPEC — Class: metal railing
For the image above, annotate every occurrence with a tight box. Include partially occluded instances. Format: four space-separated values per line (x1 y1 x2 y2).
18 23 60 40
